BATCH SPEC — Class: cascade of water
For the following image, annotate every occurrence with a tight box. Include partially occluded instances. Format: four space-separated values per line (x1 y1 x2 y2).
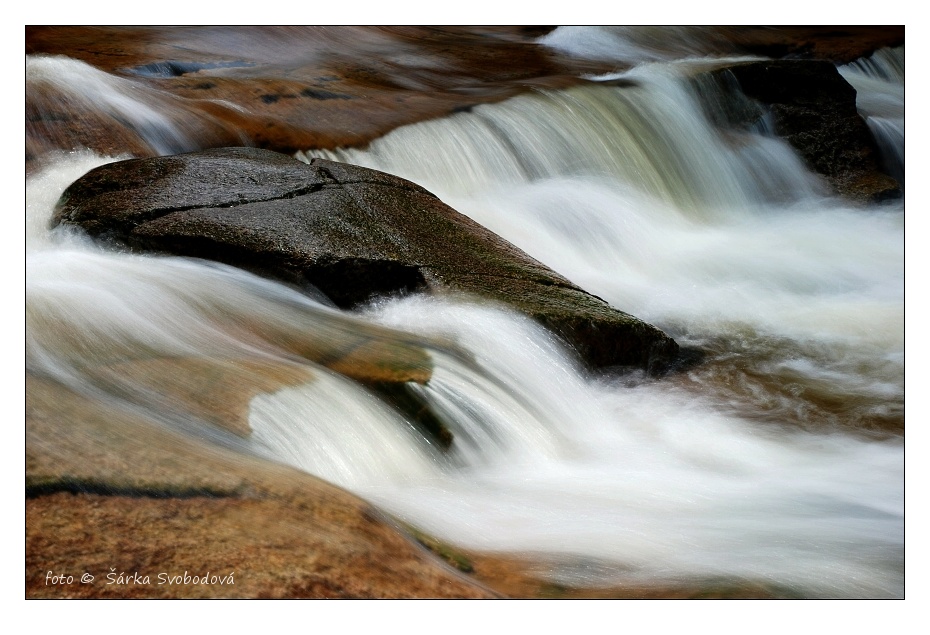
300 64 824 216
25 34 905 598
27 56 192 155
299 61 903 435
348 295 902 598
839 46 905 187
298 49 904 595
843 46 905 83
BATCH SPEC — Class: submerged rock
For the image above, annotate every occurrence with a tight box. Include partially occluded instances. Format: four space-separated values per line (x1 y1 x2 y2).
53 147 679 373
85 357 315 438
694 59 900 203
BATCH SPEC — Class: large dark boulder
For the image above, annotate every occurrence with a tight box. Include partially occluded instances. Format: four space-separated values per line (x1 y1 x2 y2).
694 59 900 203
52 147 679 373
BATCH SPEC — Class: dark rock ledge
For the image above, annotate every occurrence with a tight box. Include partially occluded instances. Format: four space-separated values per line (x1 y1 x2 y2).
52 147 679 374
692 59 900 204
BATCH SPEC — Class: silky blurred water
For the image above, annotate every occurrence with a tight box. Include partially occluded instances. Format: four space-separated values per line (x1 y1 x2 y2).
26 33 904 597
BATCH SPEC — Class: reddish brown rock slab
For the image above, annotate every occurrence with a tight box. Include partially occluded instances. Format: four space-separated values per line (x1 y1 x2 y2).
26 373 494 598
465 553 795 599
712 26 904 65
26 493 497 599
84 357 315 438
26 493 787 599
25 26 608 169
407 531 795 599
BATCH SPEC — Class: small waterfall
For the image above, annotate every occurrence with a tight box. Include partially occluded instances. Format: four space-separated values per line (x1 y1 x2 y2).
839 46 905 187
27 56 194 155
353 295 902 598
843 46 904 83
300 65 823 216
295 51 903 595
249 372 444 487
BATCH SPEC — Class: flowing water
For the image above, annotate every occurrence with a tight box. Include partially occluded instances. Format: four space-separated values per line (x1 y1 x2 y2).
839 46 905 188
26 32 905 598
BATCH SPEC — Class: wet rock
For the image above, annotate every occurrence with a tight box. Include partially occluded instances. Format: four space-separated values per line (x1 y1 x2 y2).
76 319 447 446
712 26 904 65
85 357 314 438
25 26 607 169
52 147 679 372
25 373 495 598
695 59 900 203
26 26 903 171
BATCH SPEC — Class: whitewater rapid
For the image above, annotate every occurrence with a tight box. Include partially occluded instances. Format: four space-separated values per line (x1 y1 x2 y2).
25 38 905 597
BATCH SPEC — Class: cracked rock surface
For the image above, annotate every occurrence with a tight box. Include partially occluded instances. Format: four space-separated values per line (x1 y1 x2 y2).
53 147 679 372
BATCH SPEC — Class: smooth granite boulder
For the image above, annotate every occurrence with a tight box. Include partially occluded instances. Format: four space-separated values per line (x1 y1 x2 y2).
52 147 679 373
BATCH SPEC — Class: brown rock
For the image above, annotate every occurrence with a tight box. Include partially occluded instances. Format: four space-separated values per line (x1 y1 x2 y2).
84 357 315 437
26 26 904 172
25 26 607 170
712 26 904 65
25 373 496 598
